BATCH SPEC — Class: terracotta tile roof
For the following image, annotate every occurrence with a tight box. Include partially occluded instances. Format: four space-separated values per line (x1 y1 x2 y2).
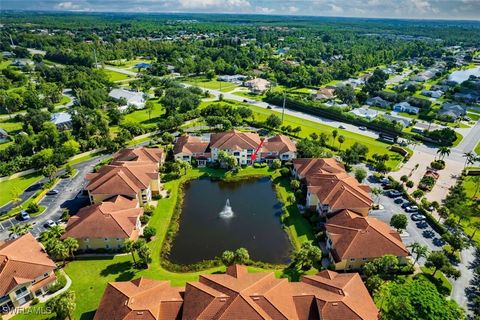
325 210 409 261
262 135 297 154
94 277 183 320
293 158 345 179
95 264 378 320
62 196 142 240
0 233 56 296
173 135 209 155
31 273 56 292
306 173 373 214
113 147 165 165
210 130 261 151
86 162 158 196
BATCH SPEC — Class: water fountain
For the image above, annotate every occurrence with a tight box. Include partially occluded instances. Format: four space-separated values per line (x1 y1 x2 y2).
219 198 234 218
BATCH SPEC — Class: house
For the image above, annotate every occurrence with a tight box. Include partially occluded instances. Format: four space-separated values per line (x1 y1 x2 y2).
437 103 466 121
260 135 297 162
325 210 410 270
411 122 441 134
393 102 419 114
112 147 165 168
349 107 378 120
315 87 335 100
134 63 151 69
11 59 33 67
61 196 143 251
1 51 14 58
293 158 373 217
109 88 146 110
0 128 10 143
94 264 379 320
421 90 444 98
0 234 57 310
86 161 160 206
50 112 72 130
244 78 271 93
173 135 210 167
210 130 262 165
366 96 389 108
382 114 411 127
217 74 247 84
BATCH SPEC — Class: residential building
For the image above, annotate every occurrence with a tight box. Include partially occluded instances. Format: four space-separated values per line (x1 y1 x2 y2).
109 88 146 110
112 147 165 168
173 135 210 167
50 112 72 130
315 87 335 100
393 102 420 114
421 89 444 98
61 196 143 251
0 234 56 310
382 114 411 128
95 264 379 320
244 78 271 93
86 161 160 206
292 158 372 217
437 103 466 121
349 107 378 120
411 122 441 134
12 59 33 67
366 96 389 108
173 131 297 166
217 74 247 84
325 210 410 270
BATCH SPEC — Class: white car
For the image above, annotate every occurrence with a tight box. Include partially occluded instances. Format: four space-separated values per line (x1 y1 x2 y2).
405 206 419 213
44 219 57 228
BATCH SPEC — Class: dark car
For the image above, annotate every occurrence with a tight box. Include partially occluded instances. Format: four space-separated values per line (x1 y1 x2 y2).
394 198 404 204
417 221 429 229
46 189 59 195
267 105 272 109
359 126 367 131
387 190 403 198
411 214 426 221
243 99 248 103
339 125 346 129
401 202 413 209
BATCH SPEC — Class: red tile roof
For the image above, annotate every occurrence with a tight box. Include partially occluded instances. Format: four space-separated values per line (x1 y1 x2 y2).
326 210 409 261
62 196 142 240
113 147 165 165
293 158 345 179
95 265 378 320
210 130 261 151
173 135 209 155
0 233 56 296
262 135 296 154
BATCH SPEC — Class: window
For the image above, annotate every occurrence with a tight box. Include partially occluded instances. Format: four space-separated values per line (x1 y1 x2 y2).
233 152 240 156
105 244 110 249
350 258 356 262
362 258 368 261
85 238 89 242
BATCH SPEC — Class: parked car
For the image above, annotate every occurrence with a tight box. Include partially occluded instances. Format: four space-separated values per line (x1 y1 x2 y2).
394 198 404 204
411 214 426 221
405 206 419 213
267 105 272 109
359 126 367 131
339 125 346 129
380 178 390 185
242 99 248 103
46 189 59 195
401 202 413 209
387 190 403 198
19 211 30 221
44 219 57 228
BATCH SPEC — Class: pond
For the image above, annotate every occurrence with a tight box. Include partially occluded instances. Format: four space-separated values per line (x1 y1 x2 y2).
168 177 292 265
448 66 480 84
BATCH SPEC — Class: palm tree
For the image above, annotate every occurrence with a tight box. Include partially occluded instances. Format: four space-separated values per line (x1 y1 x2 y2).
124 239 137 265
371 187 382 207
50 240 69 266
10 188 21 209
331 129 338 147
469 221 480 240
463 152 476 169
20 223 32 235
8 224 24 238
408 242 429 264
63 237 79 259
436 146 450 161
337 135 345 150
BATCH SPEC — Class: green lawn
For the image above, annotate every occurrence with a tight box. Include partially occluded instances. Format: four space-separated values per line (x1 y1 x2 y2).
0 118 23 133
183 76 239 92
0 60 12 70
419 267 453 295
452 131 463 147
121 99 164 129
0 141 13 151
467 111 480 121
460 175 480 244
0 172 43 207
55 95 71 106
102 69 133 82
475 141 480 155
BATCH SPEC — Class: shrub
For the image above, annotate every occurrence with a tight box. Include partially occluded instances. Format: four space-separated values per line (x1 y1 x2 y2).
31 298 40 305
48 272 67 294
152 194 162 200
271 159 282 169
140 215 151 225
26 202 40 213
280 167 290 177
143 204 155 216
430 160 446 170
143 226 157 241
406 180 414 188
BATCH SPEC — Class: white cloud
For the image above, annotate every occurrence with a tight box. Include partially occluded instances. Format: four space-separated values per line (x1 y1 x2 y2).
178 0 251 9
288 6 299 13
256 6 275 14
55 1 82 10
329 3 344 13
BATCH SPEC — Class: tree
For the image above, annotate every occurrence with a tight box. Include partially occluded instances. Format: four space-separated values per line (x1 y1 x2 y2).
363 255 399 279
331 129 338 146
124 239 137 265
217 151 237 170
335 84 356 104
291 242 322 270
354 168 367 183
137 243 152 266
469 221 480 240
63 237 79 259
371 187 382 206
10 187 22 210
46 290 76 320
406 180 414 188
337 135 345 150
425 251 450 277
390 214 408 233
49 240 69 266
221 250 236 266
161 132 174 144
436 146 451 160
144 100 155 120
341 143 369 165
290 179 300 191
234 248 250 264
441 231 467 254
64 163 74 177
271 159 281 169
143 226 157 241
408 242 429 264
412 189 424 200
266 114 282 128
42 164 57 182
400 175 409 185
8 224 25 238
309 132 318 141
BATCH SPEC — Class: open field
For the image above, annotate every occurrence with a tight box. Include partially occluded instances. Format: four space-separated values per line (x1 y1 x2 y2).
183 76 239 92
102 69 133 81
0 172 43 207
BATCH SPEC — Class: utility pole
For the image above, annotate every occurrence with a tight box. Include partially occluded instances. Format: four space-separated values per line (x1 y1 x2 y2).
282 91 286 124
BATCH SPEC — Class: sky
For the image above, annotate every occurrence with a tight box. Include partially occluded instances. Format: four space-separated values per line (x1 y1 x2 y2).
2 0 480 20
